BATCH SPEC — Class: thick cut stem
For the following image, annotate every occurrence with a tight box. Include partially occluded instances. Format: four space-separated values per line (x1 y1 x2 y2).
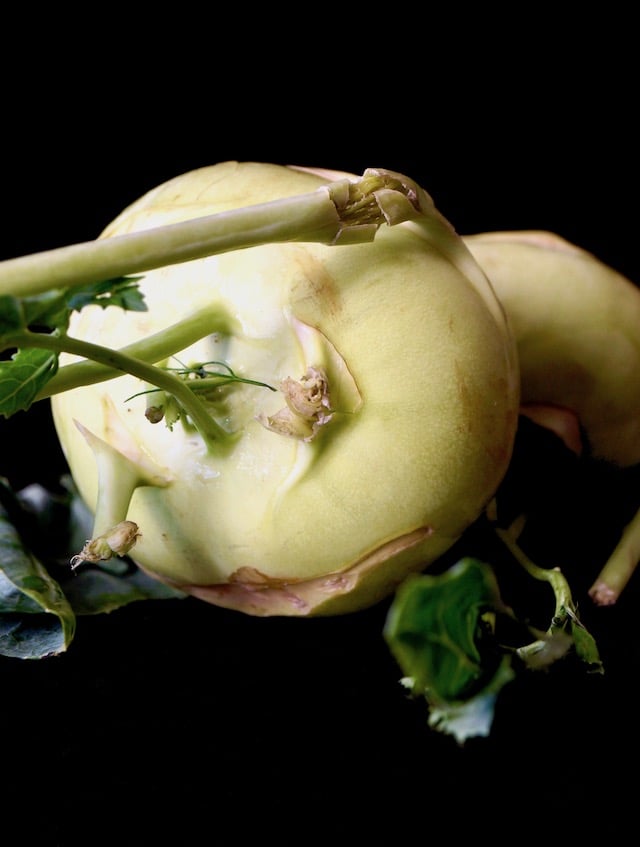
589 506 640 605
0 170 430 448
0 171 422 298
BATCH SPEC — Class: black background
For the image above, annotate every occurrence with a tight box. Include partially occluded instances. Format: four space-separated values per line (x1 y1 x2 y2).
2 14 639 844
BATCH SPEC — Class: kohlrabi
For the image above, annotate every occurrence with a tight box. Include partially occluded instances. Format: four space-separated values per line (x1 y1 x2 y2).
5 160 639 741
0 163 519 618
464 230 640 606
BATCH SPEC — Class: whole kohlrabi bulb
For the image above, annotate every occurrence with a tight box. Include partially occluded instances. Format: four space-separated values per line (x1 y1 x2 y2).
52 162 519 615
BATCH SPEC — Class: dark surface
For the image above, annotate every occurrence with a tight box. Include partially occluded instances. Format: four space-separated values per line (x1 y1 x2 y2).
2 21 640 844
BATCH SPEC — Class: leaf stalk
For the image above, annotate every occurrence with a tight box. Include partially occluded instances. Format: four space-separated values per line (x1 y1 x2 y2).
5 329 227 449
0 170 422 299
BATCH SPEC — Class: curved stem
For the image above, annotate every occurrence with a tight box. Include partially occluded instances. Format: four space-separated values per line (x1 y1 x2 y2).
493 519 577 663
7 329 227 449
494 521 574 614
36 308 233 399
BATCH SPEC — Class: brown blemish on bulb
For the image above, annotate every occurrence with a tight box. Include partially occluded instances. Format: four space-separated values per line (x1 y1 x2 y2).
153 526 435 617
289 251 343 322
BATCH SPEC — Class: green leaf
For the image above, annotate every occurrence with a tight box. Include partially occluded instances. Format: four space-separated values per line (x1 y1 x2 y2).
384 558 510 702
8 477 184 618
0 502 76 658
66 276 147 313
3 290 72 338
384 558 516 741
0 295 25 334
571 617 605 672
2 278 144 345
21 289 73 332
0 277 146 420
62 566 185 615
0 346 58 417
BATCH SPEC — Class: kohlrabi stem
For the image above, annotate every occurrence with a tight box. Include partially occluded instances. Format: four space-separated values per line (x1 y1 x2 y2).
36 308 232 399
493 518 579 662
6 329 227 448
494 521 575 616
0 170 422 299
589 505 640 605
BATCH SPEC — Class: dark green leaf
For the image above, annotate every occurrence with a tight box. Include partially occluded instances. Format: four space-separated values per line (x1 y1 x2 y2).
66 276 147 313
0 346 58 417
0 502 75 658
63 566 185 615
12 477 185 616
0 295 25 334
384 558 510 704
571 618 605 673
383 558 519 742
21 289 72 332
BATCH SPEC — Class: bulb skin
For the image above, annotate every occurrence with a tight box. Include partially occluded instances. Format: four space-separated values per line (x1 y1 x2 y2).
52 163 520 615
464 230 640 468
